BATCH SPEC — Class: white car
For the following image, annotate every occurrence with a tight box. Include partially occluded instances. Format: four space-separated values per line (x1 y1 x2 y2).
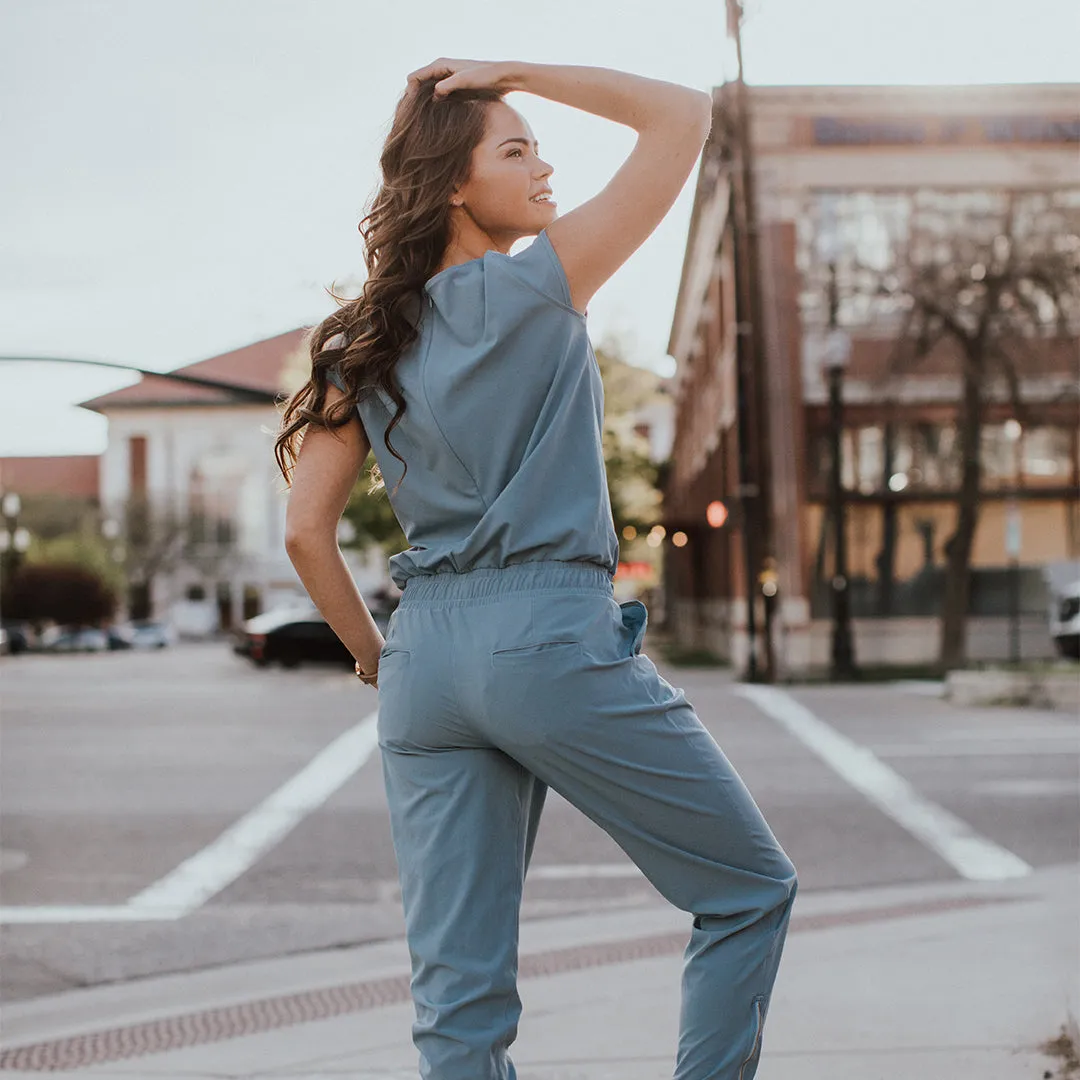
126 620 176 649
40 626 110 653
1049 579 1080 660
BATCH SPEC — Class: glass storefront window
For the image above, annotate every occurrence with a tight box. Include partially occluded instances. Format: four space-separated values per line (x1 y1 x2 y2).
813 422 1074 494
856 426 884 493
910 423 960 490
797 188 1080 336
981 424 1021 487
1022 426 1074 484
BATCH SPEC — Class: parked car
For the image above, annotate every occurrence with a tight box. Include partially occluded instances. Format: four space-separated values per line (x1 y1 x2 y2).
106 625 135 650
40 626 110 653
234 608 354 669
127 620 175 649
1050 579 1080 660
1 622 31 655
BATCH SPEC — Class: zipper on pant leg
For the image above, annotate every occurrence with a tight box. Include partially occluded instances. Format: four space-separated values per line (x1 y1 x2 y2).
738 994 767 1080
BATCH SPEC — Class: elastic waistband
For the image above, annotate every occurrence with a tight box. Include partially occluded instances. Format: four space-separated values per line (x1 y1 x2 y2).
397 560 614 606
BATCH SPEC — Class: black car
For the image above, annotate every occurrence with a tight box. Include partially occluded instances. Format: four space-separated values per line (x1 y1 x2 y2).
234 606 391 669
1 622 30 655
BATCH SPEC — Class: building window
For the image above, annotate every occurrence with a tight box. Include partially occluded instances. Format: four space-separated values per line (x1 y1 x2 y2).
981 424 1021 487
908 423 961 491
242 584 262 621
1022 426 1074 484
797 188 1080 335
186 461 239 555
128 436 148 495
812 421 1075 495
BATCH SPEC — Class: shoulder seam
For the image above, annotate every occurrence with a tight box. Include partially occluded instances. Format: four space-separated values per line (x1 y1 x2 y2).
535 232 588 321
533 231 573 308
499 234 587 322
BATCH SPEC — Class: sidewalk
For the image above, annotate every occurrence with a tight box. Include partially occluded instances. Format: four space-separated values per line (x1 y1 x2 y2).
1 863 1076 1079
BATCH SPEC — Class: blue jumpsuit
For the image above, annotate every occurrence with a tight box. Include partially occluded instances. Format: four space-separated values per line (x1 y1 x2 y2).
328 228 798 1079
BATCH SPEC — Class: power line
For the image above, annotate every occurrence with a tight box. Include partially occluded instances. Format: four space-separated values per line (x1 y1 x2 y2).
0 356 279 403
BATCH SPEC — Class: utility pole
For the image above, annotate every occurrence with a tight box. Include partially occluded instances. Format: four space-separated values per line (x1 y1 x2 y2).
824 263 857 679
726 0 776 682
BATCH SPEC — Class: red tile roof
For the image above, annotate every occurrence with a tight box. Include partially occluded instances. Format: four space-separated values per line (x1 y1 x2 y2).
0 456 100 500
79 328 312 411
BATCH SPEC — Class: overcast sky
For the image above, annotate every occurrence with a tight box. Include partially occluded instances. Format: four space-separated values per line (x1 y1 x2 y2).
2 0 1077 456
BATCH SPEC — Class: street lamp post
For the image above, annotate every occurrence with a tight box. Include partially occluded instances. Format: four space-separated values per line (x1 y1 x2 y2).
0 492 31 610
1004 419 1023 665
823 264 857 680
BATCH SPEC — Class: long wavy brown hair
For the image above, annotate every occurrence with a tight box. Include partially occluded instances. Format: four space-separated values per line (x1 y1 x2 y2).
274 76 508 495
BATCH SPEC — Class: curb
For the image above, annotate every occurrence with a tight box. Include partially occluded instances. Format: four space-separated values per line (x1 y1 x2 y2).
0 893 1028 1072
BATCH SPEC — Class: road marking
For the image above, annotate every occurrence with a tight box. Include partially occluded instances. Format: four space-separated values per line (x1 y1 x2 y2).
735 685 1033 882
928 726 1079 742
0 847 29 874
4 712 383 925
0 905 187 924
974 779 1079 797
125 711 381 917
890 680 945 696
528 863 645 881
874 742 1079 757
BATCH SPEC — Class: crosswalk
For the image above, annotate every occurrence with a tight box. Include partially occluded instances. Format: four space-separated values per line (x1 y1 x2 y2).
736 684 1035 882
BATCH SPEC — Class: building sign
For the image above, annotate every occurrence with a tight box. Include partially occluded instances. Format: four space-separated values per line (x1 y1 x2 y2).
976 117 1080 142
815 118 929 144
813 115 1080 146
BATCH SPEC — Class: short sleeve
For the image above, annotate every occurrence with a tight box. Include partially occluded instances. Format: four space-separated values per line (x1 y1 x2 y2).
505 228 583 318
321 331 347 391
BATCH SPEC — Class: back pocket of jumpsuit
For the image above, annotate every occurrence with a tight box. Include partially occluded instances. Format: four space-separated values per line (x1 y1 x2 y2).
490 594 597 664
376 647 410 687
491 639 581 660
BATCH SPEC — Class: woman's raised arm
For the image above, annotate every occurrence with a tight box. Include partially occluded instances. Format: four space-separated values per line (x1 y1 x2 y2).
509 62 712 314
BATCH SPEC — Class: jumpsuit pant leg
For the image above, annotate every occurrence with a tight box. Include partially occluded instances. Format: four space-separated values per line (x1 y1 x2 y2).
376 561 798 1080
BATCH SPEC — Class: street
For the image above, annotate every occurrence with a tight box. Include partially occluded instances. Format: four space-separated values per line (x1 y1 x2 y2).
2 642 1077 1005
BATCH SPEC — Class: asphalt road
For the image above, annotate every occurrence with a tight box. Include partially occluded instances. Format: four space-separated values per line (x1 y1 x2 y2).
1 642 1076 1003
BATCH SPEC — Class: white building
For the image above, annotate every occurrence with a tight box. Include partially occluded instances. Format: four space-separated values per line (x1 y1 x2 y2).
81 329 386 631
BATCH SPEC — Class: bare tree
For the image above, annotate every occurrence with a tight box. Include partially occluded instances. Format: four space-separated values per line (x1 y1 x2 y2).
117 493 237 619
861 190 1080 668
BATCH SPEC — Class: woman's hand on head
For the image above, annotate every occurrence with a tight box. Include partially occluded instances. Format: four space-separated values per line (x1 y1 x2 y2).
406 58 518 100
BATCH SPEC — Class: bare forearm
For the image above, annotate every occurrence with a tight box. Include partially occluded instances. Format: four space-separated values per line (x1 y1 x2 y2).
285 536 383 671
509 63 711 133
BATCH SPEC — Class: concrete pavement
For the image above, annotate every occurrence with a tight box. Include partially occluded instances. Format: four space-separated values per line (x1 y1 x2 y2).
1 860 1076 1079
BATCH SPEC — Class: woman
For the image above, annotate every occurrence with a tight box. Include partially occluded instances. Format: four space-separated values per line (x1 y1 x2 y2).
276 58 797 1080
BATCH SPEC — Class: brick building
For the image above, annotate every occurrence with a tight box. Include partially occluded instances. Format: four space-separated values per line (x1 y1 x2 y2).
665 83 1079 674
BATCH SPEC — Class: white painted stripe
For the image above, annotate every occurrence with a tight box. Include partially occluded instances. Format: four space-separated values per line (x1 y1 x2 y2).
929 726 1080 742
529 863 645 881
890 680 945 697
974 779 1079 797
735 685 1033 882
0 905 185 924
874 743 1079 757
125 711 381 916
